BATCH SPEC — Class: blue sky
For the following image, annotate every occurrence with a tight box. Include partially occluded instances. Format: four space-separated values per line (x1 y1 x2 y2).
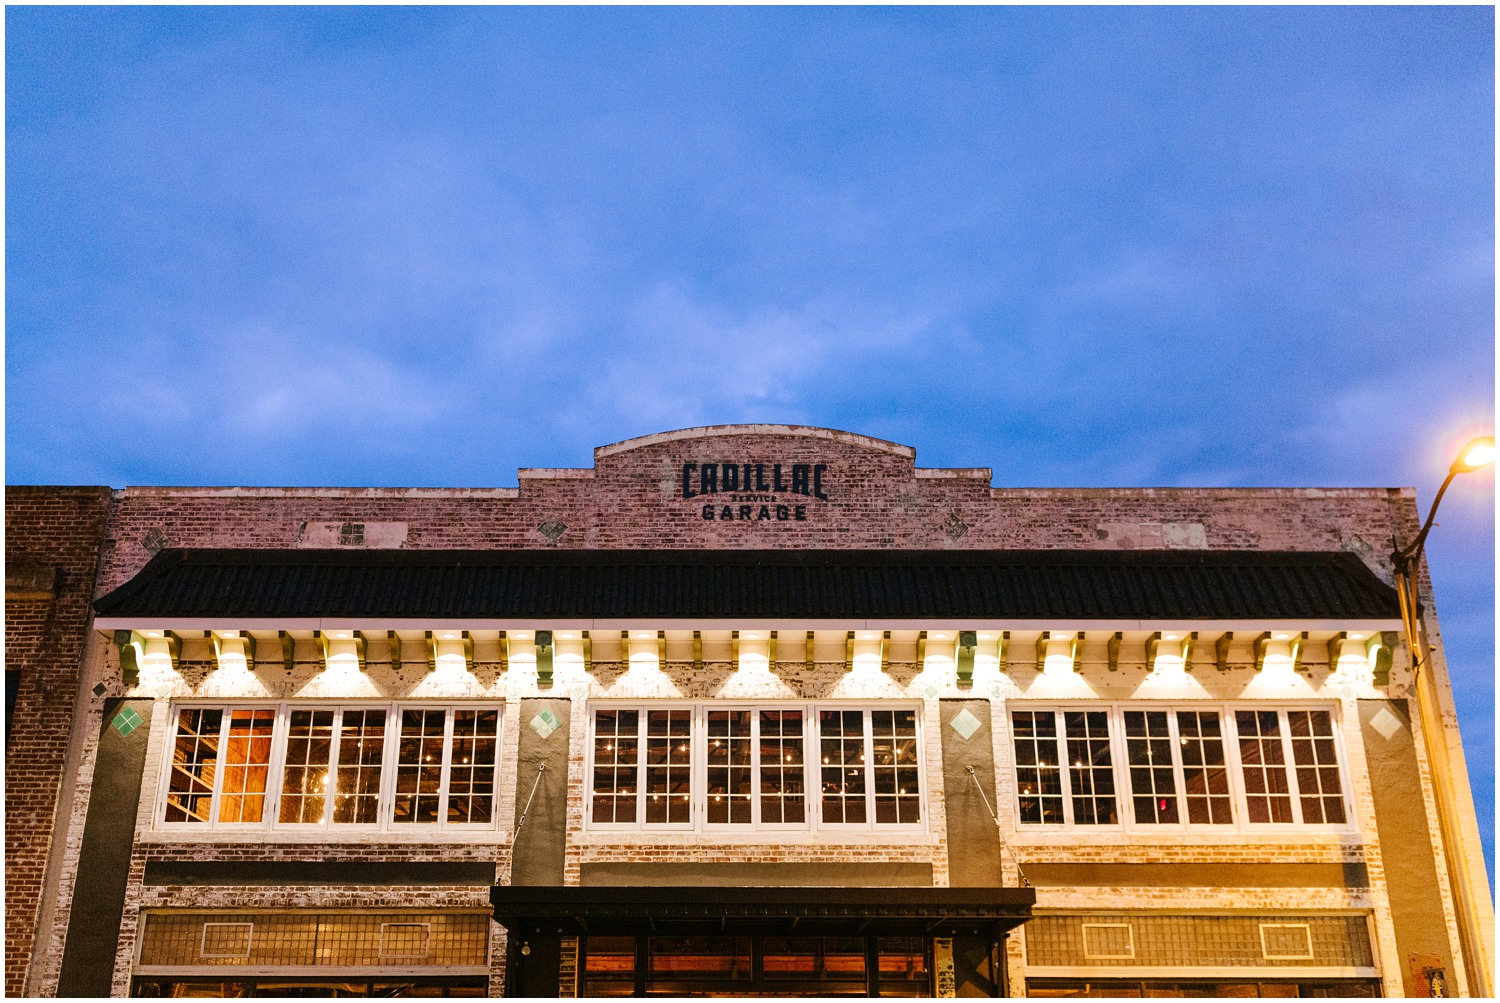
7 7 1494 862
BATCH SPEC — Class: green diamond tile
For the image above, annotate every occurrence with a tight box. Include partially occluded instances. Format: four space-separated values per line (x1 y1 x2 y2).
530 709 560 740
949 707 982 741
111 706 144 738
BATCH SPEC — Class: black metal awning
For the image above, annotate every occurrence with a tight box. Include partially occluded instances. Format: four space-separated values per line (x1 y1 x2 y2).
95 547 1399 621
489 885 1036 938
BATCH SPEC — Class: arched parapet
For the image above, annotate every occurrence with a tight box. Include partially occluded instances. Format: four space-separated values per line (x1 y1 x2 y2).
595 424 916 461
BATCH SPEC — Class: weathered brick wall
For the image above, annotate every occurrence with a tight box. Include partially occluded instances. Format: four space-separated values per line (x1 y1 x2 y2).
31 426 1465 997
95 428 1416 596
5 485 113 997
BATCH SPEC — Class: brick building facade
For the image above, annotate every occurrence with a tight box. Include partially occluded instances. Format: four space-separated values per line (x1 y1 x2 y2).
4 425 1492 997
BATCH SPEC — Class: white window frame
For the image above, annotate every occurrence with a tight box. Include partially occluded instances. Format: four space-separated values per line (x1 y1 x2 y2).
583 702 927 834
155 702 503 833
1007 703 1355 835
1009 705 1122 830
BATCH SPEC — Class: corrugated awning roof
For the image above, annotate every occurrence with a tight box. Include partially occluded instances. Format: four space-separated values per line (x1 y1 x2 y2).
94 548 1399 620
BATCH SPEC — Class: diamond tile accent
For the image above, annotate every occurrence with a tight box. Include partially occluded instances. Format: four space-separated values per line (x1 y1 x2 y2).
950 707 982 740
530 709 560 740
923 683 941 700
111 706 144 738
1370 706 1404 741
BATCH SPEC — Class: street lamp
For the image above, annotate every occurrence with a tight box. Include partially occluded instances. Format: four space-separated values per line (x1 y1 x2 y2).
1389 434 1494 997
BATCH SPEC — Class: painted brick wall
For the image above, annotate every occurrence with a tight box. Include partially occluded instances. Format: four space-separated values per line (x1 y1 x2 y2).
5 486 113 997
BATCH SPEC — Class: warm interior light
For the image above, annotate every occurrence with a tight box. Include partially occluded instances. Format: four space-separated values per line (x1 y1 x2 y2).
1455 436 1496 473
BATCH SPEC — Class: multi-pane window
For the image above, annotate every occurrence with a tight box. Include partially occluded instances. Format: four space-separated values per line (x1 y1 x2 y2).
1012 711 1064 824
1177 711 1233 824
1124 711 1178 824
1012 705 1349 831
1012 710 1117 826
160 704 500 831
587 705 923 832
1236 710 1295 823
757 710 806 824
646 710 693 825
392 708 500 826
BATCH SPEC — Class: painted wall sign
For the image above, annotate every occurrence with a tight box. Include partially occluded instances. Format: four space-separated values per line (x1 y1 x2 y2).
934 937 956 998
679 461 831 522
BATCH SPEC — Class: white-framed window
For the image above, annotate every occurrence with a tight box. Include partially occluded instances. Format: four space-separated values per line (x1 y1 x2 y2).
158 703 501 831
586 703 924 833
1009 704 1351 832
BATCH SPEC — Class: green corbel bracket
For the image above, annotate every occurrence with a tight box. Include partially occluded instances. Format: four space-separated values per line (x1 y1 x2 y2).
956 630 976 687
1215 631 1234 672
535 630 554 687
1107 631 1122 672
210 630 254 672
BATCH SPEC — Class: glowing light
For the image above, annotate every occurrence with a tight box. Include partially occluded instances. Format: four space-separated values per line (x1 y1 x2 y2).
443 632 456 640
1349 632 1365 640
1274 633 1289 641
933 633 947 640
862 633 876 640
1164 633 1179 641
979 633 992 640
744 632 759 640
145 631 162 638
1456 436 1496 472
514 631 530 640
636 631 652 639
560 632 575 640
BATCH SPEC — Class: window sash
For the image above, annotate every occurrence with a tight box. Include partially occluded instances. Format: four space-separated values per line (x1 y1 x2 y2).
1010 704 1350 832
585 704 923 833
159 704 500 831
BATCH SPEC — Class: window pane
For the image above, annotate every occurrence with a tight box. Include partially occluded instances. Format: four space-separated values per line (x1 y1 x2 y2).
332 710 386 824
648 937 751 980
1236 710 1293 823
217 710 275 824
820 710 868 824
165 709 223 823
1177 711 1233 825
1287 710 1345 824
758 710 805 824
871 710 921 824
645 710 692 824
1125 711 1179 824
448 710 499 824
706 710 753 824
1013 711 1064 824
393 709 446 824
592 710 639 824
1064 710 1117 825
279 710 334 824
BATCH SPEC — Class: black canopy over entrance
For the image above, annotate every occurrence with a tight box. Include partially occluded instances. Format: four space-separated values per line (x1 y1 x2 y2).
490 885 1034 938
492 886 1035 997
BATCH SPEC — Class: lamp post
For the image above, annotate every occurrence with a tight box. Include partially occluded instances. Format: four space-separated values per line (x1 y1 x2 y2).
1389 435 1494 998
